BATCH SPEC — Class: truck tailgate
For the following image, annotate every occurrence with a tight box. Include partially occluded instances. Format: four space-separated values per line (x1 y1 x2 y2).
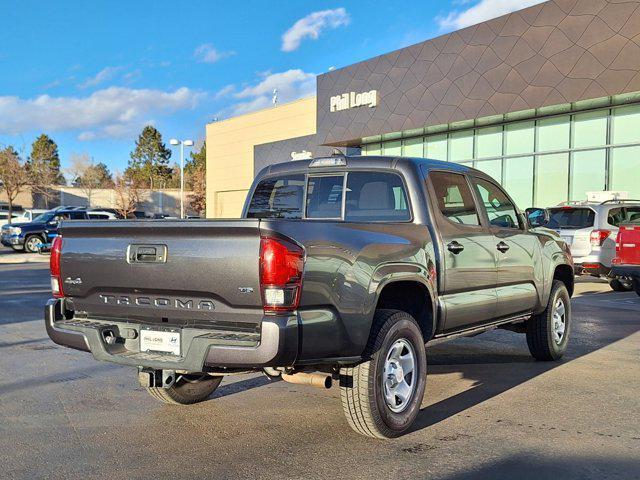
616 224 640 265
58 219 263 329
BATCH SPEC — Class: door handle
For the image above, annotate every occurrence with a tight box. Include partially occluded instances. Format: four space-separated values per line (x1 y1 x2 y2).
497 241 510 253
447 241 464 254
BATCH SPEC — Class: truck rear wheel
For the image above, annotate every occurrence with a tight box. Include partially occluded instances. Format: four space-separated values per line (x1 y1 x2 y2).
146 373 223 405
339 309 426 439
526 280 571 361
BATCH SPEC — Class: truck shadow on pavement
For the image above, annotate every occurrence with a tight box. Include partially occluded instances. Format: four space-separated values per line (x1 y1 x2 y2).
433 453 640 480
409 297 640 434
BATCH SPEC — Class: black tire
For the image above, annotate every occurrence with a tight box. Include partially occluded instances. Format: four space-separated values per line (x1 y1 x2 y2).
526 280 571 361
24 235 43 253
146 373 223 405
609 278 633 292
340 309 427 439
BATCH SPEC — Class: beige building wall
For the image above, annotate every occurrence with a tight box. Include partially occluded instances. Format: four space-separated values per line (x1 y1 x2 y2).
205 96 316 218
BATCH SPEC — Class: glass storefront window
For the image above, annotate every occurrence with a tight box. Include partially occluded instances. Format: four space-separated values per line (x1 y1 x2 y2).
504 156 534 209
402 137 424 157
425 134 448 161
449 130 473 161
573 110 607 148
362 143 381 155
505 121 534 155
474 159 502 183
476 126 502 158
570 149 606 201
610 146 640 198
612 104 640 144
535 153 569 206
538 116 570 152
382 140 402 156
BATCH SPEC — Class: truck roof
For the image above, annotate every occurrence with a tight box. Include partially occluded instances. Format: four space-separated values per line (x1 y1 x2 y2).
261 155 475 178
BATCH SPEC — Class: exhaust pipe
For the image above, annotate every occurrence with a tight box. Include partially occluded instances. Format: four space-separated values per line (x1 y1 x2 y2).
281 372 332 389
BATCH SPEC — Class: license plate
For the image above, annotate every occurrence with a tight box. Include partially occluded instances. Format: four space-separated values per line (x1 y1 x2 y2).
140 329 181 356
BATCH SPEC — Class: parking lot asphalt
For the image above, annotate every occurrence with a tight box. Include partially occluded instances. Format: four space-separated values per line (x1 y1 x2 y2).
0 264 638 480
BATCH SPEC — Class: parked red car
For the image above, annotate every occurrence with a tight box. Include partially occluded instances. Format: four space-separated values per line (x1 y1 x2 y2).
612 224 640 296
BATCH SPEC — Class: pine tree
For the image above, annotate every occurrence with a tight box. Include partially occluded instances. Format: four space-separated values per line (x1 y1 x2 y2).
127 126 172 189
26 134 64 208
186 142 206 214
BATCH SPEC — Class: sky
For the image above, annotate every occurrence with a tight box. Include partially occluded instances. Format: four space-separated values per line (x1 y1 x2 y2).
0 0 541 176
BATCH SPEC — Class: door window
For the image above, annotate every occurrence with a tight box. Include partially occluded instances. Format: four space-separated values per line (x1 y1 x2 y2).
429 171 480 226
474 178 521 229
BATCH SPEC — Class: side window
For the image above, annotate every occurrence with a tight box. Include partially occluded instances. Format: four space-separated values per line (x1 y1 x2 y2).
68 211 87 220
625 207 640 224
345 172 410 222
607 208 624 227
474 178 521 229
429 171 480 226
306 175 344 219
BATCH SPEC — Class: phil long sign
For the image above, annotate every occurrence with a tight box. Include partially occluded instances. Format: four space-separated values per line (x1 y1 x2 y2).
330 90 378 112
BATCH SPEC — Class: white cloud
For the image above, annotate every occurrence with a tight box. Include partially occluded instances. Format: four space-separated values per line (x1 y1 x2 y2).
0 87 203 140
193 43 235 63
438 0 545 30
281 8 350 52
217 69 316 117
79 66 122 88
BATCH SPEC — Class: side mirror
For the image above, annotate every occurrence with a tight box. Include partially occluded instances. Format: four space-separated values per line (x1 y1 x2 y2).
48 220 59 227
525 207 550 228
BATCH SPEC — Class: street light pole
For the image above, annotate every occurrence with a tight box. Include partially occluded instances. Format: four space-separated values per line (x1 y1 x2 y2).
169 138 194 219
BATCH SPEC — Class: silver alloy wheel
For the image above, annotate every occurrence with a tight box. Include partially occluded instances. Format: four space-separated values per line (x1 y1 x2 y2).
552 298 566 345
25 236 41 252
382 338 416 413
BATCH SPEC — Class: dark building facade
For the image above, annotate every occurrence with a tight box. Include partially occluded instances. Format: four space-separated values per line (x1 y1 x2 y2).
254 0 640 208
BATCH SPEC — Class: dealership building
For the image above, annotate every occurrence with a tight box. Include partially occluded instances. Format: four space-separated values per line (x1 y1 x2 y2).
206 0 640 218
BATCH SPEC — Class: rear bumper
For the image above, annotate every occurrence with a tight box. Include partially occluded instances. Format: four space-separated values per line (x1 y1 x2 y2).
574 261 610 277
611 265 640 280
45 299 298 371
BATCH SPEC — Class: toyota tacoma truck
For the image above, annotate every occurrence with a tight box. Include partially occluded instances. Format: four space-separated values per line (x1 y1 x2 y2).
45 155 574 438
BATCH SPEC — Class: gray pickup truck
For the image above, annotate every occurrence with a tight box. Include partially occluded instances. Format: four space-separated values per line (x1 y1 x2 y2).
45 155 574 438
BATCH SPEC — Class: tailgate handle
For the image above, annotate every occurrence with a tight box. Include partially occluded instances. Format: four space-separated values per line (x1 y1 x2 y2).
128 245 167 263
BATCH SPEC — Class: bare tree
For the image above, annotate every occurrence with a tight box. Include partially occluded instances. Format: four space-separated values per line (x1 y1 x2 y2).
113 173 141 218
67 153 100 207
0 146 29 223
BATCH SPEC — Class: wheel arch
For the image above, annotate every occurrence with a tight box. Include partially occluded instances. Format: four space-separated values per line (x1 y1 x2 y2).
553 263 574 297
373 277 436 343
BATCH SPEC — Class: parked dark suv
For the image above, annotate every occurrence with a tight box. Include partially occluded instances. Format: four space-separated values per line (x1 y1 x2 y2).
1 209 88 252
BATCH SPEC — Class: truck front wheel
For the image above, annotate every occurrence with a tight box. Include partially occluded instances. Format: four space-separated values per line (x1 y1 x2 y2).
146 373 223 405
340 309 427 439
526 280 571 361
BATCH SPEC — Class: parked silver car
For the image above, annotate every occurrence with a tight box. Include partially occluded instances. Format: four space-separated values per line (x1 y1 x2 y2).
547 200 640 290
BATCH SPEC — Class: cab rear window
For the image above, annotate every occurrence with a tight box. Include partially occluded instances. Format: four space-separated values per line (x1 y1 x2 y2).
547 208 595 229
247 171 411 222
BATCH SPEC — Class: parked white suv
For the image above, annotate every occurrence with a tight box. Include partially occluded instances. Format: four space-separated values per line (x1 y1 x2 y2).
547 200 640 290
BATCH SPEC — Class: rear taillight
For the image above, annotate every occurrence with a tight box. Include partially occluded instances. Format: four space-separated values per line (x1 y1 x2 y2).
590 229 611 246
259 235 304 313
50 235 64 298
